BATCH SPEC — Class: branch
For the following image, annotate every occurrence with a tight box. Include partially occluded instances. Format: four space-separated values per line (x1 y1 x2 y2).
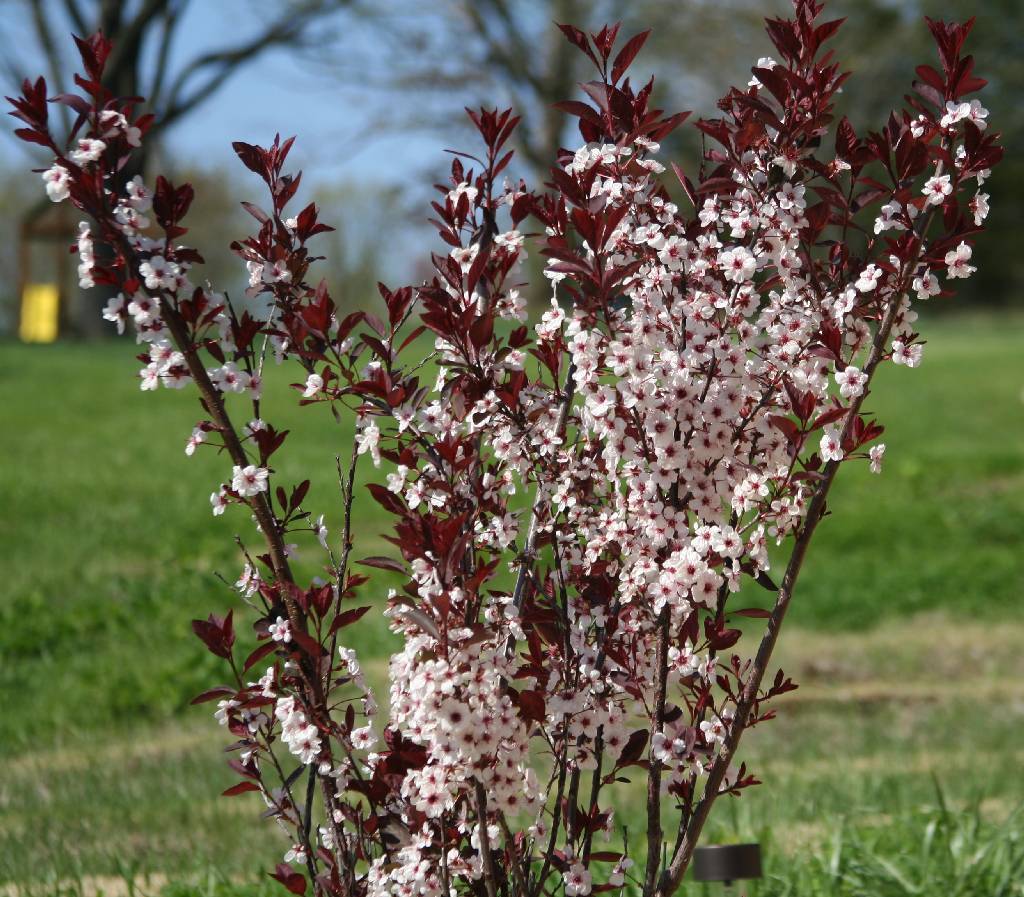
98 0 125 42
475 781 500 897
157 1 347 130
655 177 948 897
325 443 360 678
503 359 577 660
147 0 187 111
61 0 88 34
160 303 295 585
27 0 71 133
103 0 170 87
462 0 548 97
529 738 570 897
642 610 669 897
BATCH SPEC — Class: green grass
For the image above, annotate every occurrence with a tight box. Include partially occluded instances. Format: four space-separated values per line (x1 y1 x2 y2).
0 342 399 751
792 312 1024 627
5 616 1023 894
1 311 1022 894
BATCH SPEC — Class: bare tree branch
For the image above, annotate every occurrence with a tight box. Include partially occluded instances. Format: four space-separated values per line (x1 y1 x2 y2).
462 0 548 98
97 0 123 40
7 0 350 159
103 0 171 89
147 0 188 111
157 0 347 131
61 0 88 34
27 0 71 131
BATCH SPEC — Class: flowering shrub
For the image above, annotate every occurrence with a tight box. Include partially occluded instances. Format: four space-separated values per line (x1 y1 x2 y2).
9 3 1002 895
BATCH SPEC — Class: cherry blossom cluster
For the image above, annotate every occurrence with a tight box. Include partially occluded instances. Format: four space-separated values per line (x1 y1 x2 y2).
9 33 390 896
343 8 1000 896
8 5 1001 897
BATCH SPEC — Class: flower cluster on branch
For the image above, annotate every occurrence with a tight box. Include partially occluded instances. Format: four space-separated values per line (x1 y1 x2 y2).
9 4 1001 895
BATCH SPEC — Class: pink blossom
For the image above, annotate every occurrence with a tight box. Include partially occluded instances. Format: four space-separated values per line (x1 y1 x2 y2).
269 616 291 643
922 173 952 206
835 365 867 398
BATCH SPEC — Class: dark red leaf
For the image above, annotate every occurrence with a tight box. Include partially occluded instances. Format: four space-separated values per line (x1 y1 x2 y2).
190 686 236 705
270 864 307 896
616 729 649 767
611 29 650 84
358 555 406 574
329 605 372 635
517 689 546 723
242 640 279 674
222 781 261 797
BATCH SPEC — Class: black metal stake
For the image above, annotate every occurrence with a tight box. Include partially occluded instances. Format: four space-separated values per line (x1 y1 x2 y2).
693 843 763 890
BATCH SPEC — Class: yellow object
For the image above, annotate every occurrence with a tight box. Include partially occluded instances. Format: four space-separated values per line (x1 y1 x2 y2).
19 283 59 343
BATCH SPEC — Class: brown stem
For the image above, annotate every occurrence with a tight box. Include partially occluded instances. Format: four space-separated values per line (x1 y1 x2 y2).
655 132 951 890
642 610 670 897
326 444 360 672
440 813 453 897
656 453 836 894
530 738 570 897
160 301 350 897
496 813 530 897
264 741 321 890
580 728 605 863
655 201 940 894
318 774 354 893
504 359 577 660
475 781 500 897
580 595 622 863
160 305 295 587
564 761 582 848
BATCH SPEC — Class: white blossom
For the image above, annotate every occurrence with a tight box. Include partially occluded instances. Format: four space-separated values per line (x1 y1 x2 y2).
232 465 269 497
42 164 71 202
303 373 324 398
944 242 975 279
835 365 867 398
869 443 886 474
820 426 844 463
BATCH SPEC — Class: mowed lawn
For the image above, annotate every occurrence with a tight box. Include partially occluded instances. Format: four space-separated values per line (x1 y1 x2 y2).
1 312 1023 895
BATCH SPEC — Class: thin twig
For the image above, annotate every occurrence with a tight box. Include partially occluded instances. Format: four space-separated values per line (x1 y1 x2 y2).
503 359 577 661
475 781 500 897
643 610 670 897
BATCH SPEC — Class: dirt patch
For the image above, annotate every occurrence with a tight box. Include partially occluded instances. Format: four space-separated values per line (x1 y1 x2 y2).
1 874 167 897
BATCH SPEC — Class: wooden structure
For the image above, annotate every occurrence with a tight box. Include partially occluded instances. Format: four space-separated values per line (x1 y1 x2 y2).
17 199 77 341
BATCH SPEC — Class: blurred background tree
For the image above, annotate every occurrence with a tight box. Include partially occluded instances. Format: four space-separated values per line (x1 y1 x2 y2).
1 0 1019 337
326 0 1020 308
2 0 353 334
6 0 352 166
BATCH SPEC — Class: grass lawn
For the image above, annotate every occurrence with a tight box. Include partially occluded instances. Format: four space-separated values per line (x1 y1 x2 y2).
1 311 1022 894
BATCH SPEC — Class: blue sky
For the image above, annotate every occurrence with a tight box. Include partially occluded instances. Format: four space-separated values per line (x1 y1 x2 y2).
0 0 445 190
